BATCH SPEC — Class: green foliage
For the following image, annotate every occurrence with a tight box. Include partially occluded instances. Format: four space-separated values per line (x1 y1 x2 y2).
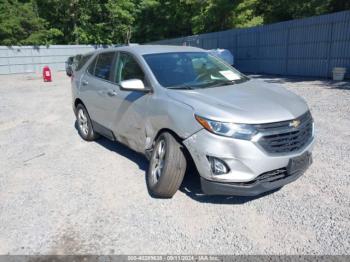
0 0 61 45
0 0 349 45
133 0 194 42
255 0 331 24
35 0 136 44
190 0 238 34
233 0 263 28
327 0 350 12
188 0 264 34
71 0 136 44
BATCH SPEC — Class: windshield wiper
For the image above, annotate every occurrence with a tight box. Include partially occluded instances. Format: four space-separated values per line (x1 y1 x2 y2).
208 77 251 88
169 79 239 90
168 84 193 90
202 80 235 88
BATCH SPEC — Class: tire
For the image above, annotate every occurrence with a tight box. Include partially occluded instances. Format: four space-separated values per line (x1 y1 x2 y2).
147 132 187 198
75 104 99 141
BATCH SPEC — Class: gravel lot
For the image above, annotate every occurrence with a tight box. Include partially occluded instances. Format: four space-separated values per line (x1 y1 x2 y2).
0 72 349 255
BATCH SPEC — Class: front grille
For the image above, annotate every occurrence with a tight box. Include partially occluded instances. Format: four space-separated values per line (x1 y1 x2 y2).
254 168 288 183
232 168 288 186
255 111 313 154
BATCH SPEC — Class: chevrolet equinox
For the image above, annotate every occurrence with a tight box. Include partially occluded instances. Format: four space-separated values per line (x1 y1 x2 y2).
71 45 314 198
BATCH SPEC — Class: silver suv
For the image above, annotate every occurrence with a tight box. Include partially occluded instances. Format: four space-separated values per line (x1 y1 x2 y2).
71 45 314 198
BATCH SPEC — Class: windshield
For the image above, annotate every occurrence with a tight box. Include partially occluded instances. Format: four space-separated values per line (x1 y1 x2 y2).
143 52 248 89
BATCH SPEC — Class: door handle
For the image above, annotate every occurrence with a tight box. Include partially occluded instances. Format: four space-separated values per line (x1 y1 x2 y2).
82 80 88 86
107 90 118 96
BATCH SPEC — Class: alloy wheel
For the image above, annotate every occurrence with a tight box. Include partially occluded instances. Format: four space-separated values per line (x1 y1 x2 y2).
151 139 166 181
78 109 89 136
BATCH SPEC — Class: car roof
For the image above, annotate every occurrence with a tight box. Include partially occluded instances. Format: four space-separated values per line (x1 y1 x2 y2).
92 45 204 56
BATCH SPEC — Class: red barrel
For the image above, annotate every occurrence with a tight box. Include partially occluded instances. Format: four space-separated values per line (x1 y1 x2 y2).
43 66 52 82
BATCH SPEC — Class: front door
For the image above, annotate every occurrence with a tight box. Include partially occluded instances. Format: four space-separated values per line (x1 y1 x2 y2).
103 52 152 152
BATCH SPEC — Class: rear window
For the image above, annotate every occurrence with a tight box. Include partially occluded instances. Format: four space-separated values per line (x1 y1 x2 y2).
67 56 74 64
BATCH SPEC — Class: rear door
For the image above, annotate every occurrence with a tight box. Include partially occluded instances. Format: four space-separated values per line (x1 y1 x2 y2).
79 51 116 127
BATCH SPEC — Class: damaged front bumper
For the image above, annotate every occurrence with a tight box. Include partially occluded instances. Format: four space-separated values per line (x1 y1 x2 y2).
183 129 314 196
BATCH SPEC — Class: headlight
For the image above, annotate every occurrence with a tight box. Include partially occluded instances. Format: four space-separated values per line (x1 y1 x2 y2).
195 115 257 140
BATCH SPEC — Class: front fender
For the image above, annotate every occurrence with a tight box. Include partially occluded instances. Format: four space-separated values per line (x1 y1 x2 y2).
144 94 203 150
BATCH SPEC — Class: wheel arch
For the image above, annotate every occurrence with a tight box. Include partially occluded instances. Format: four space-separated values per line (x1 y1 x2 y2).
146 128 197 162
74 98 85 114
154 128 184 145
147 128 200 184
145 128 183 159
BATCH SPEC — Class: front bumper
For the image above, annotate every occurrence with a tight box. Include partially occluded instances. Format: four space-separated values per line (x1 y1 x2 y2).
183 129 314 196
200 158 311 196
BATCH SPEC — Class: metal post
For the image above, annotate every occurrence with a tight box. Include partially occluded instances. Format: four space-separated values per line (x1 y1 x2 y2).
285 27 290 75
326 22 334 79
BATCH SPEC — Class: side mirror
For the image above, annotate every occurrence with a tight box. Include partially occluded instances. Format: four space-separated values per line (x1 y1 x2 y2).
120 79 148 92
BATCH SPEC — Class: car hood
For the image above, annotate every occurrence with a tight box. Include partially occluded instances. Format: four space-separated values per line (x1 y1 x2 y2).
166 79 309 124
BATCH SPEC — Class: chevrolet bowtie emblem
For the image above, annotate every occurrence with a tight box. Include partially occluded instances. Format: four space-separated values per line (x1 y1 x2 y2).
290 119 301 128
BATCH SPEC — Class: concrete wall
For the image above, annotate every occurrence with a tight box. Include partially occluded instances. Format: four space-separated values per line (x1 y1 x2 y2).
152 11 350 78
0 45 101 75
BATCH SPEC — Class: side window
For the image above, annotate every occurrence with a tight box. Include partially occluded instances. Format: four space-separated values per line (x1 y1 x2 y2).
114 53 145 83
75 54 92 71
87 56 97 75
93 52 115 81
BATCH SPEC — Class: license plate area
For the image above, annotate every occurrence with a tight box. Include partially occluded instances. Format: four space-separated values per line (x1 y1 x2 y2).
287 152 312 175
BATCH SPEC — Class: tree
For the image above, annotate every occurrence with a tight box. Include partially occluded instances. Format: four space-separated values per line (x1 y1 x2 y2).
133 0 194 42
254 0 330 24
1 0 349 45
35 0 135 44
232 0 263 28
0 0 61 45
189 0 237 34
186 0 263 34
327 0 350 12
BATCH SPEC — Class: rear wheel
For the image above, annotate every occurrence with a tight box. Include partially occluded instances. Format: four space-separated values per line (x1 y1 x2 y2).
76 104 99 141
147 132 187 198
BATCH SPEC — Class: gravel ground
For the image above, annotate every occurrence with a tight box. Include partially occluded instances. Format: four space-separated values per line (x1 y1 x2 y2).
0 72 349 255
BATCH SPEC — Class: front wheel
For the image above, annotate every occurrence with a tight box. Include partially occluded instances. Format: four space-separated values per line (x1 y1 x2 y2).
147 132 187 198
